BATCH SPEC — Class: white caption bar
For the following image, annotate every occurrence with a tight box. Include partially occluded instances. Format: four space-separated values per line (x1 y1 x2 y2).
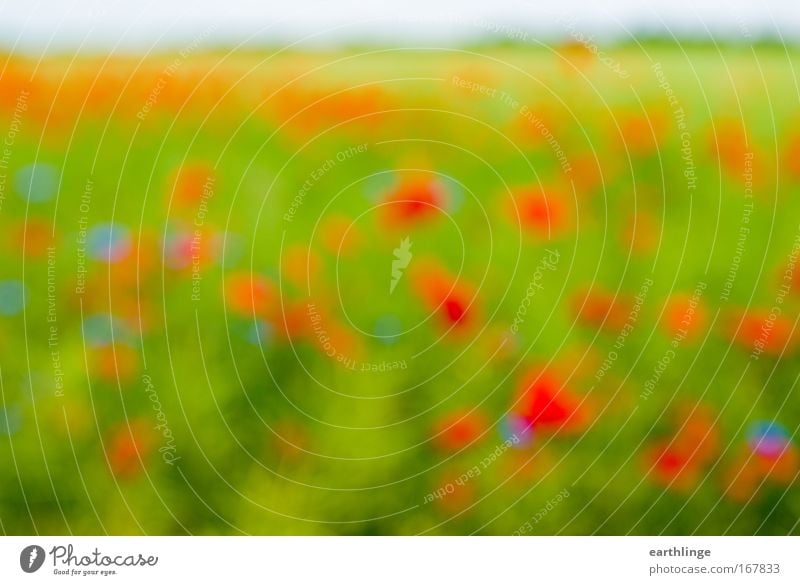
0 537 797 584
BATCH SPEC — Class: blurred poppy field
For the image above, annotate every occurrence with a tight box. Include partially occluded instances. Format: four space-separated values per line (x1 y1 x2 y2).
1 44 799 535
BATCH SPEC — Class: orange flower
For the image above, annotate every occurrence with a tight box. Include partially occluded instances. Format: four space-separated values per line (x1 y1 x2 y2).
91 344 139 384
572 287 631 331
616 110 669 155
671 404 719 466
306 302 360 362
723 442 799 502
224 272 277 318
708 119 761 181
108 420 153 478
661 293 708 341
568 153 605 195
13 219 54 258
783 132 800 180
755 444 799 484
728 309 795 356
271 84 387 133
169 163 215 208
0 65 33 109
278 299 312 341
508 185 570 237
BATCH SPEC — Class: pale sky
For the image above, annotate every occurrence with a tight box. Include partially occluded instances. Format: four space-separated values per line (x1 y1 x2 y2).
0 0 798 53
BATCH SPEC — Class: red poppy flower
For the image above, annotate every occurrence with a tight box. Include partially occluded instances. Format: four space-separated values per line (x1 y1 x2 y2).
381 178 445 226
646 441 700 492
513 369 585 433
647 404 718 492
410 260 478 331
432 410 487 451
